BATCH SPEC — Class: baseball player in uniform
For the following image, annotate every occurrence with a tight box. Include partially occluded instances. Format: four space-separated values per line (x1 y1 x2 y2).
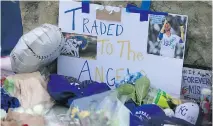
157 20 185 58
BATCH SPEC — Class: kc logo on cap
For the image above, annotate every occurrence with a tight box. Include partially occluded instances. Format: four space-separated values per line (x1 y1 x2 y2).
174 102 202 125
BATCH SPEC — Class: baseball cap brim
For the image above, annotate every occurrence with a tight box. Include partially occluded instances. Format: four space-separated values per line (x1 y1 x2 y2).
148 115 194 126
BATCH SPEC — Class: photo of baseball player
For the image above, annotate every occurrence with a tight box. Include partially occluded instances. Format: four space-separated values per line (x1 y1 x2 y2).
61 33 97 60
158 19 185 58
147 14 188 59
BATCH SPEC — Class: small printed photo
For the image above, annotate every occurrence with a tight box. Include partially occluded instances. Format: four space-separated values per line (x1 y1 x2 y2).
147 14 188 59
61 33 97 60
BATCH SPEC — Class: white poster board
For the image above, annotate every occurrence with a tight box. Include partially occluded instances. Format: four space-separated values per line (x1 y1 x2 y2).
58 1 188 95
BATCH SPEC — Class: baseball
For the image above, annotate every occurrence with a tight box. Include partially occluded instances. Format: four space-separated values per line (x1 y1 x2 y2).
10 24 65 73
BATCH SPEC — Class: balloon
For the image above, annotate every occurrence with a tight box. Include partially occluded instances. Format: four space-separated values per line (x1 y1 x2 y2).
10 24 65 73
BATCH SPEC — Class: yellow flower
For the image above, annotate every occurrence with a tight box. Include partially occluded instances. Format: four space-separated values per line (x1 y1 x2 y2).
71 108 79 118
78 111 90 118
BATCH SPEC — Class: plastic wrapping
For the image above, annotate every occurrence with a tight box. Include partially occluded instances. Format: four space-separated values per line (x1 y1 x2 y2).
55 84 212 126
11 101 54 116
2 108 46 126
61 90 130 126
142 87 182 109
44 106 66 126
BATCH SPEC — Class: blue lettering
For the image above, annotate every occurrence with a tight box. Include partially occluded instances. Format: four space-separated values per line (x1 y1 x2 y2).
197 71 200 75
106 68 115 86
191 77 194 83
194 77 199 83
197 86 201 94
100 22 106 35
192 70 195 75
189 85 201 94
91 20 98 35
78 60 92 81
65 7 82 30
189 85 195 94
107 24 115 36
82 20 124 36
201 78 207 85
116 24 123 36
206 73 210 77
184 76 211 86
188 70 192 74
178 106 188 116
83 18 90 33
187 76 191 83
183 76 188 82
206 78 211 86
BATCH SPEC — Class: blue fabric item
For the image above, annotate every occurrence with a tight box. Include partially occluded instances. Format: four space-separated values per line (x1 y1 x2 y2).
82 0 90 13
126 4 168 21
81 82 110 96
140 0 151 10
1 88 20 112
130 115 194 126
124 100 137 112
64 76 82 85
80 80 94 88
130 104 166 125
47 74 110 106
48 74 82 95
68 81 110 105
130 114 149 126
1 1 23 56
47 74 82 105
158 33 163 40
149 115 194 126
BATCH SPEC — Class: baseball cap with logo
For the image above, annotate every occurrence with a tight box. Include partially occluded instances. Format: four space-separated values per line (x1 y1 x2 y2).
173 102 203 126
47 74 110 106
149 102 203 126
130 104 166 126
47 74 82 105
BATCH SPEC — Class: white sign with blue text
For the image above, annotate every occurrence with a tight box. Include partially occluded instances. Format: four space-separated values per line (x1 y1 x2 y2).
58 1 188 95
181 67 212 102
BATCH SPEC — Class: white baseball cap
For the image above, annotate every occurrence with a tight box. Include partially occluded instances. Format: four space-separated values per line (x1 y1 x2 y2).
174 102 203 126
148 102 203 126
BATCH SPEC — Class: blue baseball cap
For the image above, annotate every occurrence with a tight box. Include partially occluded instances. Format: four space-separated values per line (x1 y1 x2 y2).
68 81 111 105
47 74 82 105
130 104 193 126
47 74 110 106
80 81 110 96
130 104 166 126
132 104 166 120
125 99 137 112
130 114 149 126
